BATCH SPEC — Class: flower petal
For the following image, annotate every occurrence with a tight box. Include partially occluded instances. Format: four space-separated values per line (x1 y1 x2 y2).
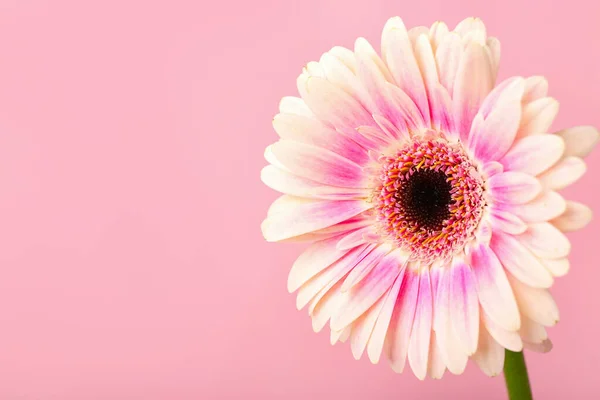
508 275 559 326
470 244 520 331
262 196 372 242
555 125 599 158
433 265 469 374
490 231 554 288
540 258 570 277
538 157 586 190
490 209 527 235
472 322 505 377
522 76 548 103
482 311 523 352
341 243 392 291
453 42 494 138
517 97 559 138
331 248 402 331
367 268 406 364
349 289 389 360
288 235 356 293
517 222 571 260
435 32 462 95
387 266 420 373
488 172 541 204
468 78 524 162
408 266 433 380
261 166 369 200
506 191 566 223
449 260 479 355
270 140 366 188
500 134 564 176
518 316 548 344
551 201 593 232
273 113 369 165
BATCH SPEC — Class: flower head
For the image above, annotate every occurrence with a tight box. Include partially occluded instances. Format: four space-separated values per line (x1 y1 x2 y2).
261 17 598 379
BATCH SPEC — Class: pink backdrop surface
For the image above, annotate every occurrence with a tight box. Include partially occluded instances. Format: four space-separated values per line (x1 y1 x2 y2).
0 0 598 399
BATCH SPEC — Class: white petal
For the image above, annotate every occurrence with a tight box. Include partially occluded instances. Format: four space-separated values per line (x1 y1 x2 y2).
473 323 505 377
517 97 559 138
490 231 554 288
483 311 523 352
522 76 548 103
538 157 586 190
453 42 494 137
551 201 593 232
508 274 559 326
490 209 527 235
381 17 430 126
349 290 389 360
506 191 566 223
519 316 548 344
279 96 313 117
435 32 462 94
540 257 570 277
517 222 571 259
555 125 599 158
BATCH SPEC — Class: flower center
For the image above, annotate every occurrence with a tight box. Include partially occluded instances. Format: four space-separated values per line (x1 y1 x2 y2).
373 138 485 262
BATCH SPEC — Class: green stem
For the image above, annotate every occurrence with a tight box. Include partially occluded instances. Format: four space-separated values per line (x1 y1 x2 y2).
503 350 533 400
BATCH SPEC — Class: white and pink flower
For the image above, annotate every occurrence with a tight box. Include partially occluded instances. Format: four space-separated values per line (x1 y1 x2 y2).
261 17 598 379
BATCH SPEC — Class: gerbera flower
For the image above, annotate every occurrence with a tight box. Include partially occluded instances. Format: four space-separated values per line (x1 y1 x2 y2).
260 17 598 380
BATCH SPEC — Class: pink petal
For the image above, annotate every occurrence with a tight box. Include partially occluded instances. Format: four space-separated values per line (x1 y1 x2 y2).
500 134 564 176
482 161 503 178
555 125 599 158
468 79 524 162
449 260 479 355
478 77 523 118
273 112 369 165
386 266 420 373
261 165 369 200
262 196 372 242
538 157 586 190
385 83 427 133
288 235 356 293
551 201 593 232
433 266 469 374
336 226 375 250
453 42 494 138
298 245 373 312
331 248 402 331
490 209 527 235
341 243 391 291
490 231 554 288
488 172 541 204
524 339 553 353
469 244 520 331
270 140 366 188
381 17 430 126
349 290 389 360
367 268 406 364
508 274 559 326
517 97 559 138
408 266 433 380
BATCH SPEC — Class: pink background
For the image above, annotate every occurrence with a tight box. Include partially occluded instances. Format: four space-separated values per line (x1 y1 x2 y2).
0 0 598 399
